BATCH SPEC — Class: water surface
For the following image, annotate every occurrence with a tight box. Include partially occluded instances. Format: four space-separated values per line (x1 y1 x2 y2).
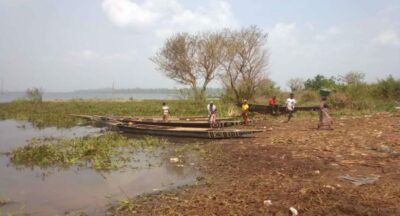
0 120 199 215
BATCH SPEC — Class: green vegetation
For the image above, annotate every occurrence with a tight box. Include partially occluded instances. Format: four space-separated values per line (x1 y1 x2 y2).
255 73 399 112
0 74 398 129
0 210 29 216
0 100 234 128
10 133 169 170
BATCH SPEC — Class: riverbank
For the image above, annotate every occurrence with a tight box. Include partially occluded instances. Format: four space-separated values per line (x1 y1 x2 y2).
1 100 399 215
109 111 400 215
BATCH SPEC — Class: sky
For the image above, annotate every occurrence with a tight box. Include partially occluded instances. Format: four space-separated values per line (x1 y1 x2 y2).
0 0 399 92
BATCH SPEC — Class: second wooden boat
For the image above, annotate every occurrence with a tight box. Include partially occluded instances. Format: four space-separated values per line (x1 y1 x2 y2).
248 104 319 114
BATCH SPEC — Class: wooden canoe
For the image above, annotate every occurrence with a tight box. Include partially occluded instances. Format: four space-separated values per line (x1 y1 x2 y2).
114 123 263 139
121 119 241 128
71 114 242 128
248 104 319 114
177 116 236 121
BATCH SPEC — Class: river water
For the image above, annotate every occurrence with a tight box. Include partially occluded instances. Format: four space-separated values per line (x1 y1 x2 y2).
0 120 199 215
0 92 178 102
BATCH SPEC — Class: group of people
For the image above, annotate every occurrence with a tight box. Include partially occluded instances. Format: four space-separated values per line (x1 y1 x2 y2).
161 100 248 126
161 92 332 129
266 94 296 122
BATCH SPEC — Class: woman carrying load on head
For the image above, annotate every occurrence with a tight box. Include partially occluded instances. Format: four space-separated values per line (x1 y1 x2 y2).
317 96 332 130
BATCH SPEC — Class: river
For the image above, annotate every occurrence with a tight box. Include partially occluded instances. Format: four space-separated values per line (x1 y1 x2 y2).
0 120 199 215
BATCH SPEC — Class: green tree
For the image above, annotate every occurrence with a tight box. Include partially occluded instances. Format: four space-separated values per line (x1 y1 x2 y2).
304 74 337 90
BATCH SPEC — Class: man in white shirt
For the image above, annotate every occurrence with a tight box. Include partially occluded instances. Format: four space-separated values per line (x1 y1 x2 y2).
285 93 296 122
162 102 169 121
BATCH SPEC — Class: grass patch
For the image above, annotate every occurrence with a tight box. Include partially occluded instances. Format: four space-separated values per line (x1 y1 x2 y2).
0 100 234 128
10 133 169 170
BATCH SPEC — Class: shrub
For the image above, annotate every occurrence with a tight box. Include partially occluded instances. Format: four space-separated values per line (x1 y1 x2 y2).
25 87 43 103
300 90 318 104
373 75 400 101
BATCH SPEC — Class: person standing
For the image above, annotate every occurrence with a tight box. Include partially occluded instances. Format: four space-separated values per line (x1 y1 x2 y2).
317 97 332 130
285 93 296 122
241 99 250 125
162 102 169 121
207 101 217 124
268 96 279 114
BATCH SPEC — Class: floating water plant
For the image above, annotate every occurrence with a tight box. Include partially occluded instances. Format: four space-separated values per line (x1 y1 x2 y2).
10 133 169 170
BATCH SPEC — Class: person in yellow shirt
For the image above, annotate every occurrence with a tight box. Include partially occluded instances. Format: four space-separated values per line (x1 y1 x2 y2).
241 99 249 125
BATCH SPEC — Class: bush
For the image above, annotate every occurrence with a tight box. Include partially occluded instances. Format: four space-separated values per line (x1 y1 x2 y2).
328 91 347 109
300 90 318 104
373 75 400 101
26 87 43 103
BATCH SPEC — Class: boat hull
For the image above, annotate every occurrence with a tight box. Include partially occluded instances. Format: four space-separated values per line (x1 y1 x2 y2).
116 124 262 139
72 115 241 128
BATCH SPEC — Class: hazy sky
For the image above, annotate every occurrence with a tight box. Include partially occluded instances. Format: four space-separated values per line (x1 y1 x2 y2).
0 0 399 91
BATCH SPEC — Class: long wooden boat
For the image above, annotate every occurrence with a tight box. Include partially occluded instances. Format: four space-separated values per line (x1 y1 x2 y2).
248 104 319 114
123 119 241 128
177 116 236 121
71 114 241 128
114 123 263 139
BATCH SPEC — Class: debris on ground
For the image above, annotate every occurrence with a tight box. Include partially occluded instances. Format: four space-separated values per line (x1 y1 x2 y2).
169 157 180 163
338 175 380 186
289 207 298 216
263 200 272 206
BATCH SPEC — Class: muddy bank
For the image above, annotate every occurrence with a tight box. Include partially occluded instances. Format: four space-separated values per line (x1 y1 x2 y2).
112 112 400 215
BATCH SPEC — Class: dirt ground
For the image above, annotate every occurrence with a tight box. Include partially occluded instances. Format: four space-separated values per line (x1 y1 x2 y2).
112 111 400 216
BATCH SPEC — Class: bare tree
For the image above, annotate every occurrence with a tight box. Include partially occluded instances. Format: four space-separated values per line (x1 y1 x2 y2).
220 26 269 102
151 32 225 100
196 32 225 98
286 78 304 92
151 26 268 102
151 33 198 90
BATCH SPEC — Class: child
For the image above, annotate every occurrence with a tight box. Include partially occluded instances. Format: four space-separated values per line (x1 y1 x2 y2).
162 102 169 121
207 101 217 124
241 99 249 125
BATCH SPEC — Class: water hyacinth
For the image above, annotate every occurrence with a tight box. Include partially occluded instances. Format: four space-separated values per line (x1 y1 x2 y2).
10 133 168 170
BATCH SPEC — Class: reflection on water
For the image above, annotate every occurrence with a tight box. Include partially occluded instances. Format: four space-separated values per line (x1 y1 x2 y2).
0 120 199 215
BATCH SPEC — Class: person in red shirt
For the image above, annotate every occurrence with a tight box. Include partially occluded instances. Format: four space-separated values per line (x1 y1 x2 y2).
268 96 279 114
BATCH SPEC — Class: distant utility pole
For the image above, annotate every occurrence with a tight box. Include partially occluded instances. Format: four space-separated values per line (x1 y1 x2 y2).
112 81 115 94
0 75 4 95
